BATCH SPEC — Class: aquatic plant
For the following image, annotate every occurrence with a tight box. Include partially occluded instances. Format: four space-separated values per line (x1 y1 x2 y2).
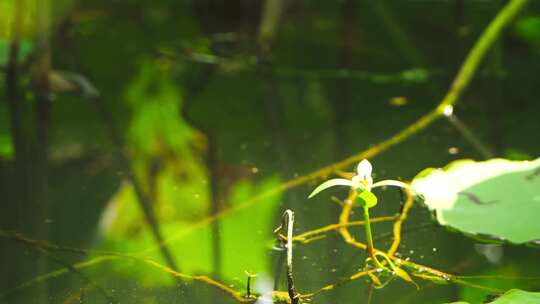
308 160 413 273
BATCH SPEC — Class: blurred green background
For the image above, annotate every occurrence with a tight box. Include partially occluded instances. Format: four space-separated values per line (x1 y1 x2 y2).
1 0 540 303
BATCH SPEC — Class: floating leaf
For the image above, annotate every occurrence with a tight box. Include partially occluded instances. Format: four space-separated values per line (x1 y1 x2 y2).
486 289 540 304
446 289 540 304
412 158 540 244
457 259 540 303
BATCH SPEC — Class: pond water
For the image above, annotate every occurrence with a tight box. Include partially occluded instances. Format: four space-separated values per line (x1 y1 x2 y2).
1 1 540 303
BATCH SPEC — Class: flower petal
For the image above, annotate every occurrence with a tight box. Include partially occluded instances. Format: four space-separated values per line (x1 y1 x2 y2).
372 179 417 195
357 159 373 177
308 178 354 198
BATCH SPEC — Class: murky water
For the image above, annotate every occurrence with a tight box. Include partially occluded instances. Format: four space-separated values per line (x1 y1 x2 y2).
1 1 540 303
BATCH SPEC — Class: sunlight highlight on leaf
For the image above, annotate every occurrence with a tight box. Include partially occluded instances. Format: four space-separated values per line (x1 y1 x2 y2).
412 157 540 243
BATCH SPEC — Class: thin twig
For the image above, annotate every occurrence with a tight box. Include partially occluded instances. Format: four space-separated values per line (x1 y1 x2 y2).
0 255 116 300
274 210 300 304
292 215 398 244
33 247 116 303
93 98 181 277
244 271 257 300
0 214 507 303
300 269 373 299
0 230 251 302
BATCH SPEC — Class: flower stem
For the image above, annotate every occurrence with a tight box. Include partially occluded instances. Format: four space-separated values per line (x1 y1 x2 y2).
363 206 387 271
362 206 376 262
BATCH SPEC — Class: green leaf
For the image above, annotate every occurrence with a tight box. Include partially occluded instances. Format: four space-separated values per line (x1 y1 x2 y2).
97 62 284 286
488 289 540 304
100 176 283 287
357 190 378 208
445 289 540 304
412 158 540 244
457 259 540 304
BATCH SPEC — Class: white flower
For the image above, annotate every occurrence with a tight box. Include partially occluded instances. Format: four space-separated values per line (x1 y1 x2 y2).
308 159 412 199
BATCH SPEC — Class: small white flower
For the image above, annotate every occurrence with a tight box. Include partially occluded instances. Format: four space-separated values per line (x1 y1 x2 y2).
353 159 374 191
308 159 413 199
